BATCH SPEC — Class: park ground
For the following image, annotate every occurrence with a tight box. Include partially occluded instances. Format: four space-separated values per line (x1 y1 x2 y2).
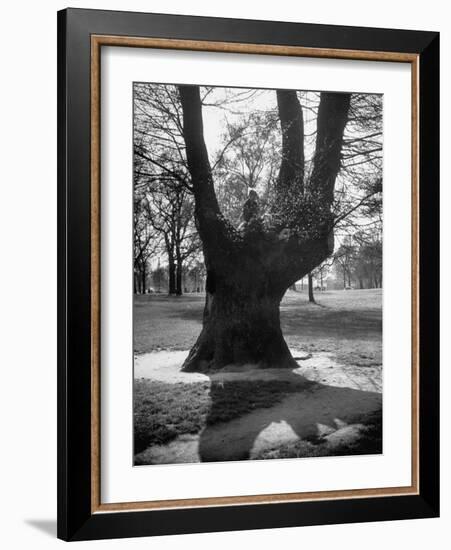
133 289 382 464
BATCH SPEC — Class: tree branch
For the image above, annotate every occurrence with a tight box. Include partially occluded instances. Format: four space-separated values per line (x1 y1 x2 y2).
276 90 305 195
310 92 351 205
333 188 381 226
178 85 237 253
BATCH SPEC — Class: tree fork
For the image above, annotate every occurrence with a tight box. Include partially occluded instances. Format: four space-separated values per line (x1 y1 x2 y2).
179 85 350 372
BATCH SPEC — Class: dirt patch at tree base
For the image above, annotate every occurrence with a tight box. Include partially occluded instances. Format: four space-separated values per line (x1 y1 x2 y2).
134 349 381 390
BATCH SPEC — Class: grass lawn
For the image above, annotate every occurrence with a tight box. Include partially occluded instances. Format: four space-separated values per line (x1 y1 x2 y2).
133 289 382 463
134 377 314 454
255 408 382 460
134 294 203 353
134 289 382 367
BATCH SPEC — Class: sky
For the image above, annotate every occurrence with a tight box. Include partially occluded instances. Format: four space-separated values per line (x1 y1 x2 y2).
201 86 319 162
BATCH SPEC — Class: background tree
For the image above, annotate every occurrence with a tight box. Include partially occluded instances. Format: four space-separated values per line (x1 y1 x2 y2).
133 196 159 294
334 238 357 289
213 110 281 225
142 179 200 295
308 273 315 303
134 84 200 295
307 259 333 302
151 261 167 293
185 258 207 293
352 233 383 289
313 261 332 289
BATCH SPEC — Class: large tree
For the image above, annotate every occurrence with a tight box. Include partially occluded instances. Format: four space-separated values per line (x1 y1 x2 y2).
178 85 351 371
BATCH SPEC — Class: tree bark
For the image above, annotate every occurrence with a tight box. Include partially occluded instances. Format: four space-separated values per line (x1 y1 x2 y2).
168 255 176 295
276 90 304 196
141 263 146 294
183 267 296 371
175 256 183 296
178 85 350 371
308 272 315 303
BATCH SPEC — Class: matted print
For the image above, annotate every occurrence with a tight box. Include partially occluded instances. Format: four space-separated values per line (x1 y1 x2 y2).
132 83 383 466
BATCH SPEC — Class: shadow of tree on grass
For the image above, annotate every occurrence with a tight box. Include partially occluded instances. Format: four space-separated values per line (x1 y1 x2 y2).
198 370 381 462
134 367 382 464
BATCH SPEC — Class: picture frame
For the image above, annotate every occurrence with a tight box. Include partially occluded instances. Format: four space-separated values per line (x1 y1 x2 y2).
57 7 439 541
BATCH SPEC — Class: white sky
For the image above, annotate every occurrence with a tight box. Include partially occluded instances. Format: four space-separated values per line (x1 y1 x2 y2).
201 86 319 161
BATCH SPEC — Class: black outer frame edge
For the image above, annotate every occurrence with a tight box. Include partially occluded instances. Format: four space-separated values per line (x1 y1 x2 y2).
57 7 440 541
57 8 68 542
418 33 440 513
58 7 93 541
62 7 436 53
71 495 437 542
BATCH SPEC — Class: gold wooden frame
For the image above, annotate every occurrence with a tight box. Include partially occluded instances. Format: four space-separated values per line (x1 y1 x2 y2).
90 35 419 514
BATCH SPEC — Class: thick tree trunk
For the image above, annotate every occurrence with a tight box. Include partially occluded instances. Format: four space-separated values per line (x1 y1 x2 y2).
183 272 296 372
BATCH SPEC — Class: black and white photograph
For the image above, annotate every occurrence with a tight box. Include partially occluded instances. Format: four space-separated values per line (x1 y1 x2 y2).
0 0 444 545
133 82 383 465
